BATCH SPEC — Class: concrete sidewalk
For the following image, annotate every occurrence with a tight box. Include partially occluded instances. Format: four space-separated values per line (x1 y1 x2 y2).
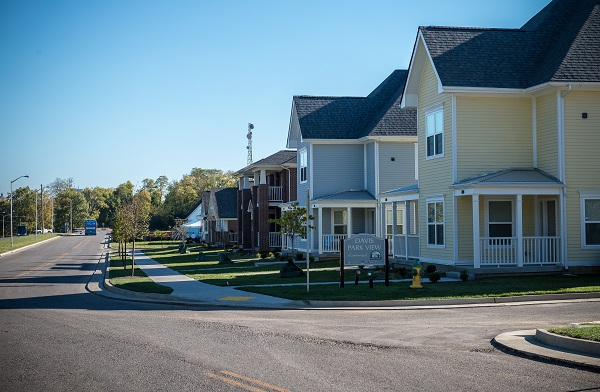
127 250 296 308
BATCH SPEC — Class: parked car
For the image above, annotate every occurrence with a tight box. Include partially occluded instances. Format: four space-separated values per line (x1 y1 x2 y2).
43 228 53 233
17 225 28 236
34 229 42 234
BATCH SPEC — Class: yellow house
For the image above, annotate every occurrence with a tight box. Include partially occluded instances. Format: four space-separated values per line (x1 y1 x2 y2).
383 0 600 272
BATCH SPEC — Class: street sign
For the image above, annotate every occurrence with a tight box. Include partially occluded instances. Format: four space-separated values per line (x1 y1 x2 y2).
343 234 386 266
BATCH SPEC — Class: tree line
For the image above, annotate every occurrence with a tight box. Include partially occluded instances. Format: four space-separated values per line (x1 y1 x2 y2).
0 168 237 237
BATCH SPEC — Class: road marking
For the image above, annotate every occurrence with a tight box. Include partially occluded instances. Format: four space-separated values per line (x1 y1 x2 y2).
12 253 68 279
204 371 290 392
218 296 255 301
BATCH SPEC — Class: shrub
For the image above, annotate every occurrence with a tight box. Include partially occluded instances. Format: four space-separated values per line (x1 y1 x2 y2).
425 264 437 274
460 270 469 281
279 254 287 261
296 253 304 261
429 271 441 283
287 256 294 263
397 267 408 278
309 255 315 262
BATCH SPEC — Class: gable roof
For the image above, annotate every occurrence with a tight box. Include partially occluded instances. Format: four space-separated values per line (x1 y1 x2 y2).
291 70 417 141
237 150 296 175
452 168 563 188
213 187 238 219
412 0 600 91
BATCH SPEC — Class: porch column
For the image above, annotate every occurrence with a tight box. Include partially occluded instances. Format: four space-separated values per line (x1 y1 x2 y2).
259 169 267 184
391 202 397 257
473 194 480 268
405 200 411 259
380 202 386 238
318 206 323 255
516 194 524 267
347 207 352 237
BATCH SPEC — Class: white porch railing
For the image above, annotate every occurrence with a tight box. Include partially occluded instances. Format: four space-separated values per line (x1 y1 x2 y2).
269 232 282 248
523 236 560 265
480 237 517 265
321 234 347 253
392 235 420 259
480 237 560 266
269 186 283 201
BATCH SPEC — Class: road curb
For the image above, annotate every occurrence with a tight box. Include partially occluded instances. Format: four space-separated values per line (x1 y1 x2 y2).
492 329 600 371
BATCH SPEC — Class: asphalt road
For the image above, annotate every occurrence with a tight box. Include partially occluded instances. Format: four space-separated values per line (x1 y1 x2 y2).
0 234 598 391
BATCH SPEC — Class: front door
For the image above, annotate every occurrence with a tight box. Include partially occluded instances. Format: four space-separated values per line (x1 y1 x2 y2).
538 199 559 263
540 200 557 237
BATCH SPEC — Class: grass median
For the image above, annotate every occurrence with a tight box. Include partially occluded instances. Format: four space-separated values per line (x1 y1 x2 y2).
548 325 600 342
137 244 600 301
108 252 173 294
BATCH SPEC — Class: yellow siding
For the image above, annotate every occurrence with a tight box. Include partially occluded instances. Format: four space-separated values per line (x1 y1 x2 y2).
457 196 473 262
417 59 455 264
522 196 535 236
564 91 600 262
456 96 533 180
536 92 558 177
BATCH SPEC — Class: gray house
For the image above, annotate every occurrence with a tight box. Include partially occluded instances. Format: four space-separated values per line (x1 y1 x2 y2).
286 70 417 255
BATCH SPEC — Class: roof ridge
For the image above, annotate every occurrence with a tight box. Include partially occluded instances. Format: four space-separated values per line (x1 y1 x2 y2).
422 25 523 32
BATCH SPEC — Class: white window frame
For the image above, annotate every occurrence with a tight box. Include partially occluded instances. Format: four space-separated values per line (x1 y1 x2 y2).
299 148 307 183
425 105 444 159
580 191 600 248
332 209 347 235
426 197 444 248
485 199 515 237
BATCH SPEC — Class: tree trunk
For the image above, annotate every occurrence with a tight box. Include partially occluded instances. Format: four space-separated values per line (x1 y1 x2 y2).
130 240 136 277
123 241 127 269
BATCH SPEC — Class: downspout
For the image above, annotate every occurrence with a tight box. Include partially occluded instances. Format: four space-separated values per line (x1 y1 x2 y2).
559 85 572 270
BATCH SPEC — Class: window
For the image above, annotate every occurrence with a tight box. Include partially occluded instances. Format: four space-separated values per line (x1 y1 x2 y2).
386 208 404 235
333 210 347 235
427 200 444 246
488 200 513 238
426 109 443 158
299 149 307 183
583 198 600 246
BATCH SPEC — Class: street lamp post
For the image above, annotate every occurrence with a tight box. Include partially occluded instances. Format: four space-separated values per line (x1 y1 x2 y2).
34 189 38 240
10 175 29 247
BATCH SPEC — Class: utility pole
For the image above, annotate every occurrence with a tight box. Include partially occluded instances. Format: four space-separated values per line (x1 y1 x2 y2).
70 199 73 234
41 184 44 233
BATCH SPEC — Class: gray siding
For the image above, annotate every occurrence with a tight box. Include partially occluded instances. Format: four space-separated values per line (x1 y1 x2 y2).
296 139 310 207
351 209 366 234
379 142 416 193
366 143 376 196
312 144 364 199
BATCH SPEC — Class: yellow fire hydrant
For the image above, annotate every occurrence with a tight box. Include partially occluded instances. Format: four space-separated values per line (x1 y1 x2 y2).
410 260 423 289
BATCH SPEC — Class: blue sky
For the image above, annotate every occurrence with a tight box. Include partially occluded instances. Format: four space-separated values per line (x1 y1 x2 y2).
0 0 551 195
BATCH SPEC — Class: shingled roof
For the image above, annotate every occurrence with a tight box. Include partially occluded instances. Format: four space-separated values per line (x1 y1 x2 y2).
213 187 238 219
293 70 416 140
420 0 600 89
237 150 296 174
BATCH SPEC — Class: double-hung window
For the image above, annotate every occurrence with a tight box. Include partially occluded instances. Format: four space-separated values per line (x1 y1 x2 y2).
487 200 513 246
581 192 600 247
333 210 347 235
299 149 307 183
386 208 404 235
427 199 444 246
426 108 443 158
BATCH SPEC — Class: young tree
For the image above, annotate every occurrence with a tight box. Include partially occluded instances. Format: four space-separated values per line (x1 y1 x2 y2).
117 192 151 277
269 202 314 255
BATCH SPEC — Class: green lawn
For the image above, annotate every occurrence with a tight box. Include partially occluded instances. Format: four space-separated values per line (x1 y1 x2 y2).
0 233 57 254
134 244 600 302
108 252 173 294
548 325 600 342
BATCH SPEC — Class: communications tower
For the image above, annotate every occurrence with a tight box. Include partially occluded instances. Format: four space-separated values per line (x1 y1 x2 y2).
246 123 254 165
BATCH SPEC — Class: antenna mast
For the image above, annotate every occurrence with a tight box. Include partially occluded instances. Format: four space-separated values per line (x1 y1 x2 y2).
246 123 254 165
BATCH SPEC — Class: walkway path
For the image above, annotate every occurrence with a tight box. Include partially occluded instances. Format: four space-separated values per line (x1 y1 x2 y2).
132 250 295 307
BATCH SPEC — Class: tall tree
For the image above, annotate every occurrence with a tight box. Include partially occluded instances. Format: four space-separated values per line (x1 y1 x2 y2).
115 191 151 277
48 178 74 197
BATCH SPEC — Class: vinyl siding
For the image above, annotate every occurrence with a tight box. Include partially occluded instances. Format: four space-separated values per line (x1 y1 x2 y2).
536 92 559 177
366 143 376 196
312 144 364 199
456 96 533 181
457 196 473 263
564 90 600 263
418 59 455 264
378 142 416 193
296 139 310 207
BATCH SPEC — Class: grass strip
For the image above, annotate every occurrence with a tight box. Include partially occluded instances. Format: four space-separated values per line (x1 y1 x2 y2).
0 233 57 253
548 326 600 342
108 252 173 294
